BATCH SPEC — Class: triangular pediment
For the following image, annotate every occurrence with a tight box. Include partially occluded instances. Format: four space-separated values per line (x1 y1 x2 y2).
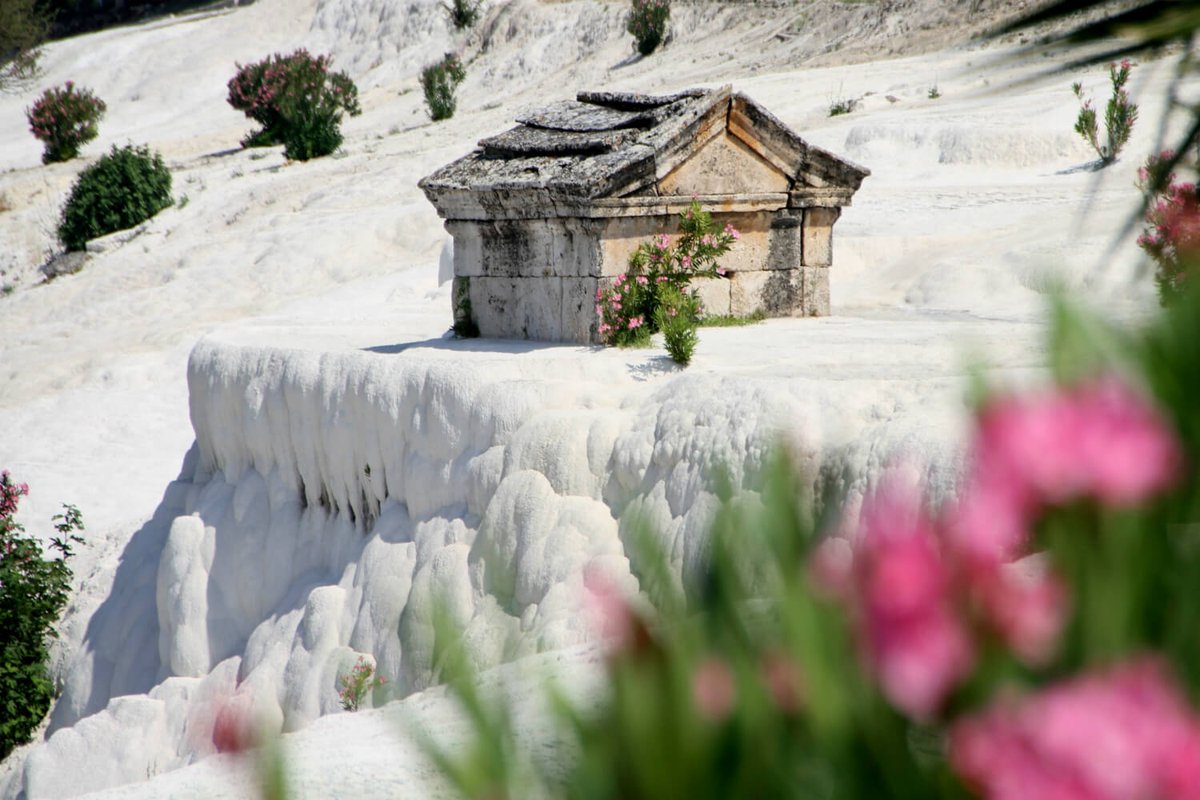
658 129 791 195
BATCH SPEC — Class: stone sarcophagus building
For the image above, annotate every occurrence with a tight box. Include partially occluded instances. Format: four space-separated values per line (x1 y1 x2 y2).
419 86 868 343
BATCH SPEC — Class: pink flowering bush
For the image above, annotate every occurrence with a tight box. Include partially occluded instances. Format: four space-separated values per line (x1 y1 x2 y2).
1138 150 1200 305
25 82 106 164
427 278 1200 799
596 201 739 363
338 656 385 711
626 0 670 56
1071 60 1138 165
227 50 361 161
1 472 84 759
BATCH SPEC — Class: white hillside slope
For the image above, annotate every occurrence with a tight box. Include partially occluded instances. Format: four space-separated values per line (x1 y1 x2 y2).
0 0 1193 796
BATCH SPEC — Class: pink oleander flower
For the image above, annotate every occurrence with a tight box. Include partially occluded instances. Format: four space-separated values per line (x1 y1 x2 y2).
973 556 1068 666
681 255 692 270
723 223 741 240
0 471 30 517
628 315 644 330
947 458 1038 568
654 233 670 249
969 376 1180 512
636 275 649 285
598 323 612 335
692 657 736 721
951 659 1200 800
845 472 974 719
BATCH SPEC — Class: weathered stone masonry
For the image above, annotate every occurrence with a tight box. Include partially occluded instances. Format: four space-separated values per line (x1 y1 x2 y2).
420 87 869 343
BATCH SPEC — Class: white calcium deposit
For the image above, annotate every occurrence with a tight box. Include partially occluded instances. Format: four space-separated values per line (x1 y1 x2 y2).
0 0 1192 796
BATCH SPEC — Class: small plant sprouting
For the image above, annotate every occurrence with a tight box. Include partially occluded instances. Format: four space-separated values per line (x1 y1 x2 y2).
828 96 858 117
928 84 941 100
442 0 482 30
421 53 467 122
452 277 480 338
697 310 766 328
1071 60 1138 165
338 656 385 712
654 284 700 367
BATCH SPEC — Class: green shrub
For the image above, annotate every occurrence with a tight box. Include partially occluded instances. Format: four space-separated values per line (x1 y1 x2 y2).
58 144 172 252
1 471 84 759
1072 60 1138 165
654 284 699 366
626 0 669 56
227 49 362 161
26 82 107 164
443 0 482 30
421 54 466 122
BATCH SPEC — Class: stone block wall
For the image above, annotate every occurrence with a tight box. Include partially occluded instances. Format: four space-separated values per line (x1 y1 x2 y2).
447 205 840 343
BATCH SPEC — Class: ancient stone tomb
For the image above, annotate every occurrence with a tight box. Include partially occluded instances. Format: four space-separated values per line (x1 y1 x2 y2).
419 86 868 343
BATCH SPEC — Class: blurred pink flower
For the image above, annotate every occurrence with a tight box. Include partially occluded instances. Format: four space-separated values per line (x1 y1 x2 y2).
848 473 973 719
945 475 1032 567
949 375 1180 571
760 651 806 714
951 659 1200 800
809 535 853 598
972 376 1179 510
584 568 637 653
974 557 1068 666
692 657 736 721
212 696 257 754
